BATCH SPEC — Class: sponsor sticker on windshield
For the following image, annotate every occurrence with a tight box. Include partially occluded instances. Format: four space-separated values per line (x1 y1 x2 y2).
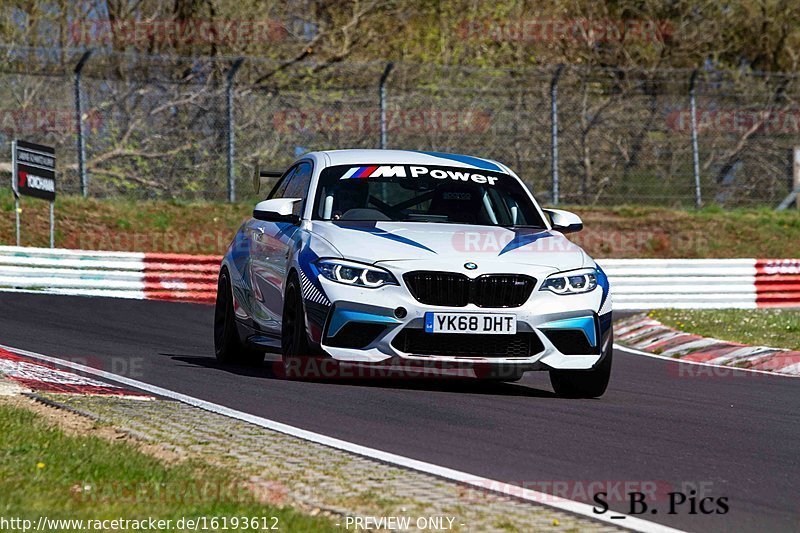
442 192 472 200
340 165 499 185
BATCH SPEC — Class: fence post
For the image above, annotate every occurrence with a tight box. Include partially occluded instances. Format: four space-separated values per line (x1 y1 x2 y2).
74 50 92 198
550 64 564 205
689 69 702 208
379 62 394 150
776 148 800 210
226 58 244 202
794 147 800 210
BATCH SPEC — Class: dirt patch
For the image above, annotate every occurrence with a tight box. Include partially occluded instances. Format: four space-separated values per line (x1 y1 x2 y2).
0 379 29 396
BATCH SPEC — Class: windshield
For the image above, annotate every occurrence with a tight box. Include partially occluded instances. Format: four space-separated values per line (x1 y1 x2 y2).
312 164 545 227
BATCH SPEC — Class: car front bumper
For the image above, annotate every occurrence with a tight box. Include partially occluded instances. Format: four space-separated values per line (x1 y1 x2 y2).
311 271 612 371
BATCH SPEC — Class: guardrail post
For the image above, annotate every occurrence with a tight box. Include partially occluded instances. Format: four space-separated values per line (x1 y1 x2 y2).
689 69 702 208
11 140 19 246
794 147 800 210
226 58 244 202
74 50 92 198
550 64 564 205
49 201 54 248
379 62 394 150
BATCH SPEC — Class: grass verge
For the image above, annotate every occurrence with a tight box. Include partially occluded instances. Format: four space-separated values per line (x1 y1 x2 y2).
649 309 800 351
0 399 335 532
2 189 799 258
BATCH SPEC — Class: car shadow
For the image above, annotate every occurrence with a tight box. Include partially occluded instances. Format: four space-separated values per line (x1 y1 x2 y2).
162 353 558 398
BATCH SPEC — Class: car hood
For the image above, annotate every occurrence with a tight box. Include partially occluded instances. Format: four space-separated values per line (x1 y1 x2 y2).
308 221 591 271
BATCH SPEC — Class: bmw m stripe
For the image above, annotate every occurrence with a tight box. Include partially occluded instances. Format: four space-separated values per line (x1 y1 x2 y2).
340 165 379 179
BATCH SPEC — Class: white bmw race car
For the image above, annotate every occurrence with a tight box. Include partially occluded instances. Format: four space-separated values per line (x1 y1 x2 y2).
216 149 613 397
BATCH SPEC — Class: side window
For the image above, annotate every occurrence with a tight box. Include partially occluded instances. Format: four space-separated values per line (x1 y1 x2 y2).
267 166 297 200
283 162 313 216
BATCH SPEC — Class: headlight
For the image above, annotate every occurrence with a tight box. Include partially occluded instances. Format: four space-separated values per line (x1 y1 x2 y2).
539 270 598 295
316 259 398 288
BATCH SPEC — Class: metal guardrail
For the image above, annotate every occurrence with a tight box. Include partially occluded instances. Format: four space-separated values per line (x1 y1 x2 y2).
0 246 217 303
600 258 758 309
0 247 797 309
600 258 800 309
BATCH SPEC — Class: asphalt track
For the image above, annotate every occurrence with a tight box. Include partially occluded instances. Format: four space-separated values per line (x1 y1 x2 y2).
1 292 798 532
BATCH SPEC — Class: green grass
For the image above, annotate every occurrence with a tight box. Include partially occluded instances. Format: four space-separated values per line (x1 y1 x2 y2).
0 402 335 532
569 205 800 258
650 309 800 351
2 188 798 258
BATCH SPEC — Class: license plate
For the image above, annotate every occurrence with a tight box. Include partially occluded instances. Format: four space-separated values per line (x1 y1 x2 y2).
424 312 516 334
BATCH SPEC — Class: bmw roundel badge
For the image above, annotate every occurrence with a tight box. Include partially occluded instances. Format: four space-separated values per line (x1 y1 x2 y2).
464 262 478 270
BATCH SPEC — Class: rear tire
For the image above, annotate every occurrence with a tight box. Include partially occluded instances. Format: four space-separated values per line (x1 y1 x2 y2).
214 269 264 366
549 345 612 398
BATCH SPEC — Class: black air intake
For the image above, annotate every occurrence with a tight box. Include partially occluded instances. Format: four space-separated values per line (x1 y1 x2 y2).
392 329 544 358
403 272 535 308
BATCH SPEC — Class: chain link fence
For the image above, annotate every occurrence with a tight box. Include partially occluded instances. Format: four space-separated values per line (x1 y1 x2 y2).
2 45 799 207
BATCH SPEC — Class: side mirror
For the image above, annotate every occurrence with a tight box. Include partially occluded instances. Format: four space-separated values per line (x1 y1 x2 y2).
543 208 583 234
253 198 302 224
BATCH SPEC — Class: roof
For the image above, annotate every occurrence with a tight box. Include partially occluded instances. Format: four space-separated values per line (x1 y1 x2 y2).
316 149 508 173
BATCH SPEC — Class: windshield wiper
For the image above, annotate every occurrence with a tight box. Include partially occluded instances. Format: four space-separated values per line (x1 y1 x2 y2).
404 214 450 222
500 224 547 229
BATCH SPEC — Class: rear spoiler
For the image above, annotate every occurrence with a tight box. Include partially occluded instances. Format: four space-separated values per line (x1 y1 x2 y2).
252 161 284 194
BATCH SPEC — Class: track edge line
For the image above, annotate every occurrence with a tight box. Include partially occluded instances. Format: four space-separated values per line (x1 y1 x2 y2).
0 342 685 533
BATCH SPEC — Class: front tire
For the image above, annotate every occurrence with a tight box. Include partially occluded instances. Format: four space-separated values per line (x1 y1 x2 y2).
281 275 312 358
214 269 264 366
281 274 324 379
549 344 612 398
